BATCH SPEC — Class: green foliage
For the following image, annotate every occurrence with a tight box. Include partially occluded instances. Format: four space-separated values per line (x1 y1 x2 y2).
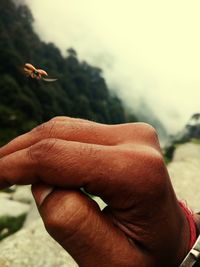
163 144 176 164
0 214 27 241
165 129 200 159
0 187 15 193
0 0 138 145
191 138 200 144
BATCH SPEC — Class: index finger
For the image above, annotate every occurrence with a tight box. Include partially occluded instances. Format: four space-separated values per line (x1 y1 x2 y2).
0 138 164 209
0 118 160 159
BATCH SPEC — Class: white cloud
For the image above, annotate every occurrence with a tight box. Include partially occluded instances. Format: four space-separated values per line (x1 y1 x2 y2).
25 0 200 133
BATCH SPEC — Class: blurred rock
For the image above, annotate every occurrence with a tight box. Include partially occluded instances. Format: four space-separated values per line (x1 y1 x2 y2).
11 186 33 204
0 219 78 267
168 142 200 212
0 199 30 217
0 196 106 266
172 142 200 162
23 201 40 227
0 193 12 200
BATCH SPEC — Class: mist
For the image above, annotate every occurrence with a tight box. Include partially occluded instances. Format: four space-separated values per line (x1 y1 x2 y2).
21 0 200 134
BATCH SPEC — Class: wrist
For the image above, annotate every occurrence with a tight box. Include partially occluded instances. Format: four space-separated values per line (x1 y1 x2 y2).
176 202 198 266
179 236 200 267
179 202 197 250
194 214 200 237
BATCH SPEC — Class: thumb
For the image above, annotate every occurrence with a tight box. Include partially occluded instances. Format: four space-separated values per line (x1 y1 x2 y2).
31 184 137 267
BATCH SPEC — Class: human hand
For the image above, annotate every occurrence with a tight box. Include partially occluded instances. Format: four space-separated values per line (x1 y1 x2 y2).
0 117 190 267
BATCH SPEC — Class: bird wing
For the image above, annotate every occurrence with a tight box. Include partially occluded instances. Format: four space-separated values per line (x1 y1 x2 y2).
24 63 36 71
42 77 58 82
37 69 48 76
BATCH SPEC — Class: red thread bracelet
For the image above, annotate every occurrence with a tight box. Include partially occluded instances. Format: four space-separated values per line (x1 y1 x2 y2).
179 201 197 250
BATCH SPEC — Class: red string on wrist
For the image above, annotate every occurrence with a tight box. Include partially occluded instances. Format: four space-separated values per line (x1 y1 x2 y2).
179 201 197 250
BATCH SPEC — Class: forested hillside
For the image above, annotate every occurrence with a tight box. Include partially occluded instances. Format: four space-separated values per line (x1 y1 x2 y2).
0 0 139 145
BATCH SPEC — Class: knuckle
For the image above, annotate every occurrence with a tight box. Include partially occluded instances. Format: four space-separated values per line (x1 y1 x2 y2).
144 148 167 189
67 121 82 132
28 138 59 163
31 122 48 134
118 144 164 170
134 123 159 144
111 147 136 176
118 123 158 144
78 142 99 159
50 116 68 122
115 145 167 202
138 123 157 137
148 148 165 169
31 121 58 138
50 116 89 124
120 145 165 178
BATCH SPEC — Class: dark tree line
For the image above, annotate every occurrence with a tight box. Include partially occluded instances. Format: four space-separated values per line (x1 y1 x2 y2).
0 0 138 145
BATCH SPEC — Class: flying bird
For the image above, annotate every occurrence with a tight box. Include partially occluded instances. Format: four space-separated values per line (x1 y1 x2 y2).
23 63 57 82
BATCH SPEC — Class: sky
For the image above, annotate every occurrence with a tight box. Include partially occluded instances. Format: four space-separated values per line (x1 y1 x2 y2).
23 0 200 133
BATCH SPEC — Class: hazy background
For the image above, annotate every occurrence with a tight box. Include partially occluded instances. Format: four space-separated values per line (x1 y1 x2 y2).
21 0 200 134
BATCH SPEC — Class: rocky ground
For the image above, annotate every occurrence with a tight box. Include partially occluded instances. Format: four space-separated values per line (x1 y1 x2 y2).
168 142 200 212
0 142 199 266
0 187 105 267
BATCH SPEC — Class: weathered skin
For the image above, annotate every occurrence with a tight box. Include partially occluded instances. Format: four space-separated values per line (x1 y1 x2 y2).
0 116 198 267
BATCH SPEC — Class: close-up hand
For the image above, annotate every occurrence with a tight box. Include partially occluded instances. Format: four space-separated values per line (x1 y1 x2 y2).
0 117 191 267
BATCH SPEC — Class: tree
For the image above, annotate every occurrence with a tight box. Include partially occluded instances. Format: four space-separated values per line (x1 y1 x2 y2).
0 0 138 145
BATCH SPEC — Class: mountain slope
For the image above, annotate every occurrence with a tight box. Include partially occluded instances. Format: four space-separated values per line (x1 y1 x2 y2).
0 0 137 145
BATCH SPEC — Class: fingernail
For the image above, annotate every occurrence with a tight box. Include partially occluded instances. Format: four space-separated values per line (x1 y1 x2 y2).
32 184 54 206
39 187 54 206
